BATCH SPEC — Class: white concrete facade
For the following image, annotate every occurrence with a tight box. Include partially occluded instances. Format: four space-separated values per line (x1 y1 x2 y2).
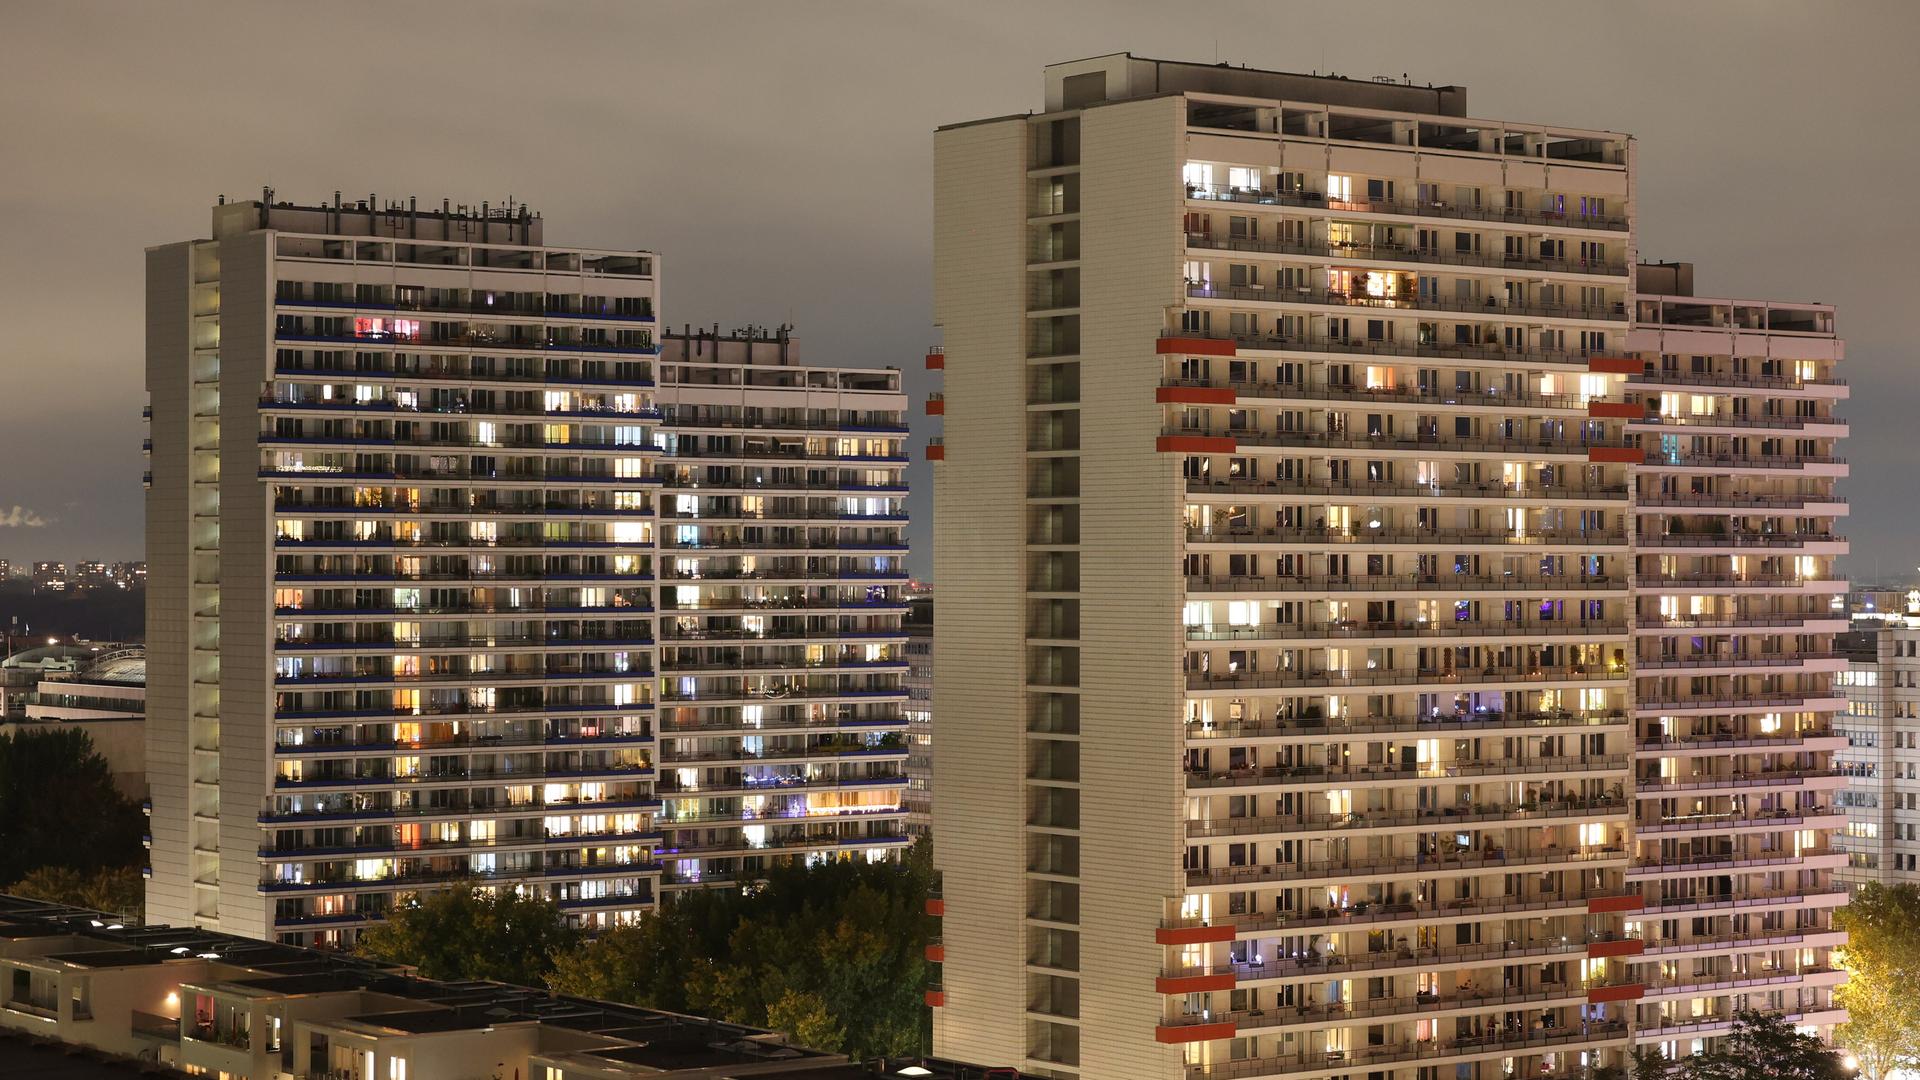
1836 622 1920 887
144 200 911 945
931 53 1846 1080
145 199 664 943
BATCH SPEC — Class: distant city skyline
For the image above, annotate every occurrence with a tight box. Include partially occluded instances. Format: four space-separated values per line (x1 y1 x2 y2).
4 1 1918 582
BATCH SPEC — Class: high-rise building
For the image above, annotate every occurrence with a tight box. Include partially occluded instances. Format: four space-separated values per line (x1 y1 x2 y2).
33 561 68 592
652 328 913 889
145 203 914 944
905 590 934 837
1836 623 1920 887
109 561 149 590
930 53 1847 1080
146 196 665 943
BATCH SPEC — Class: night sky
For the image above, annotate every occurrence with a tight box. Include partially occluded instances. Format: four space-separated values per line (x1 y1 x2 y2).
5 0 1917 582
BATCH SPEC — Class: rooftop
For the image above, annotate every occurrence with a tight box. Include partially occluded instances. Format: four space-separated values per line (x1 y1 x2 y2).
0 894 1003 1080
1045 51 1467 115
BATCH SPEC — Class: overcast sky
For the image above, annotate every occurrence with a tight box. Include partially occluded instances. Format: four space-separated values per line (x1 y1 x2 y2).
3 0 1917 581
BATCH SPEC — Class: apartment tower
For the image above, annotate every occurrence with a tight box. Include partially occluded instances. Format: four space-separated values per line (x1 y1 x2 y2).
146 196 664 942
930 54 1847 1079
652 329 914 891
1836 620 1920 887
146 198 912 943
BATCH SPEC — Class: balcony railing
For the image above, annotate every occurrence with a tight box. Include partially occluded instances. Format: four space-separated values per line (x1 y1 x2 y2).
1184 182 1631 232
1188 795 1628 837
1171 425 1621 459
1186 476 1630 503
1183 708 1626 742
1188 571 1627 595
1159 376 1591 413
1161 891 1604 941
1186 282 1626 322
1187 754 1629 792
1160 330 1604 369
1189 522 1623 548
1165 984 1588 1033
1626 369 1846 392
1187 664 1627 693
1187 1027 1628 1079
1634 768 1844 793
1185 232 1629 277
1185 618 1626 643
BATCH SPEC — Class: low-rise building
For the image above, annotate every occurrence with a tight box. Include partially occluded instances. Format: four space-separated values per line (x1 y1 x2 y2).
22 646 147 799
0 893 1011 1080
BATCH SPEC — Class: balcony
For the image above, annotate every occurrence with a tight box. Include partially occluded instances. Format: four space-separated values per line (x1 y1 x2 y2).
1172 425 1619 460
1185 232 1628 278
1159 329 1604 369
1186 754 1629 792
1636 491 1845 512
1187 476 1629 504
1645 885 1848 917
1160 376 1591 413
1634 529 1847 552
1186 282 1625 323
1187 524 1627 550
1629 573 1840 593
1161 891 1594 941
1165 984 1589 1037
1184 708 1626 743
1632 651 1842 673
1189 845 1627 892
1183 182 1630 232
1641 450 1845 472
1188 571 1628 596
1187 618 1626 645
1633 768 1844 794
1189 662 1626 694
1187 795 1628 838
1625 369 1846 394
1182 1025 1629 1079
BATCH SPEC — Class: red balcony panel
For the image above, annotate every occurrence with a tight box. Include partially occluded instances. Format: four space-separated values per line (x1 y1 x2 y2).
926 898 945 916
1157 435 1237 454
925 944 945 963
1156 337 1237 357
1157 924 1236 946
1588 983 1646 1004
925 351 945 370
1588 356 1644 374
927 445 946 462
1587 401 1644 419
1157 1021 1238 1044
1587 446 1644 464
925 990 945 1007
1157 386 1237 406
1587 894 1644 914
1156 973 1236 995
1587 938 1646 959
926 398 945 416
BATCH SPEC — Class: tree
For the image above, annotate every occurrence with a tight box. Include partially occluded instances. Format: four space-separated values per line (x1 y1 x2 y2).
355 884 579 986
0 726 145 884
766 989 844 1054
1681 1010 1847 1080
7 866 144 919
547 840 934 1058
1629 1046 1676 1080
1835 882 1920 1080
